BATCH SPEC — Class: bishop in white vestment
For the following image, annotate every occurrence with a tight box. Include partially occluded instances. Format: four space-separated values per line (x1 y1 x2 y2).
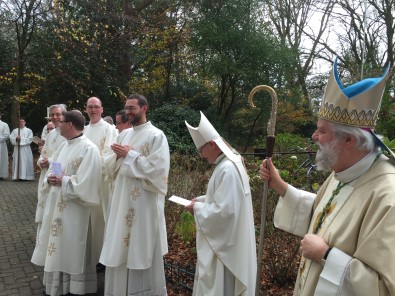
260 58 395 295
185 112 257 296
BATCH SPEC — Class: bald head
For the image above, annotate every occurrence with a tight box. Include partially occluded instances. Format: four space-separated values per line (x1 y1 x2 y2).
86 97 104 124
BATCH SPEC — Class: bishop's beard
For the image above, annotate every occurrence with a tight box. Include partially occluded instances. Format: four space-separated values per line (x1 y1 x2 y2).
315 140 338 172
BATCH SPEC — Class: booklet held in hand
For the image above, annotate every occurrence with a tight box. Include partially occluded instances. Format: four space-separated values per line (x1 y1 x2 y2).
169 195 191 206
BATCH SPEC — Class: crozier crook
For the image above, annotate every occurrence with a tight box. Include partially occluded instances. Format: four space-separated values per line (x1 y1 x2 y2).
248 85 278 296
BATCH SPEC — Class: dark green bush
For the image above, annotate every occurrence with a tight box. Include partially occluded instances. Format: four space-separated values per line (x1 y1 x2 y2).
150 104 201 153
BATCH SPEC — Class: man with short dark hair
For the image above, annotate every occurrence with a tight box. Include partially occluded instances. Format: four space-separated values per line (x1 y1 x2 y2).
115 109 132 134
260 59 395 295
32 110 102 295
100 94 170 296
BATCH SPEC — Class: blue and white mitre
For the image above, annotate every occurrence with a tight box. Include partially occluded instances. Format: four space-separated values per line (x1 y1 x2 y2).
319 57 393 157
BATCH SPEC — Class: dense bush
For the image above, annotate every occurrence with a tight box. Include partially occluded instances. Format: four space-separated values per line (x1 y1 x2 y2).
150 104 202 153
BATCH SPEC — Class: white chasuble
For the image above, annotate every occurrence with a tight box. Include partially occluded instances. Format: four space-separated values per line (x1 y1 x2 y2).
274 153 395 296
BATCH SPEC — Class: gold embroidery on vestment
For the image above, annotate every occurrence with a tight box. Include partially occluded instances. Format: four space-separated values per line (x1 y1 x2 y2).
57 200 67 212
47 242 56 256
70 159 81 173
51 218 63 236
125 208 136 227
123 233 131 247
99 137 106 151
140 143 149 156
38 201 45 209
130 187 141 200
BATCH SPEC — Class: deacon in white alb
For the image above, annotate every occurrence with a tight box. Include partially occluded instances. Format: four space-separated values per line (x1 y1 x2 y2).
32 110 102 295
84 96 118 268
100 94 170 296
34 104 67 244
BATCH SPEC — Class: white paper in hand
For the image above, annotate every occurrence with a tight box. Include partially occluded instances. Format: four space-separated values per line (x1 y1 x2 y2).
51 162 62 176
169 195 191 206
30 136 42 144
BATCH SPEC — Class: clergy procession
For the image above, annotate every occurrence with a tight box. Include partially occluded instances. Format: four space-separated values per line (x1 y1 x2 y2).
1 57 395 296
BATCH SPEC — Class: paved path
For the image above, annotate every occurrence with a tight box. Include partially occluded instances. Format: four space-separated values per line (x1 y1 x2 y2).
0 178 104 296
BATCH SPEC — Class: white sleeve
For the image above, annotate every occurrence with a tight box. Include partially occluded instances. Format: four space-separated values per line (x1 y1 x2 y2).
315 248 353 295
274 184 316 236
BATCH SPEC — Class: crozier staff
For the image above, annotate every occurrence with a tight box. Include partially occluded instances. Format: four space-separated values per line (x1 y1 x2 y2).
248 85 277 296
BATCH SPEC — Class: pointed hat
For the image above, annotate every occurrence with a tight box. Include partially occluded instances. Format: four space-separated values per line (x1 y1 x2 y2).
319 58 393 157
318 58 390 128
185 111 239 162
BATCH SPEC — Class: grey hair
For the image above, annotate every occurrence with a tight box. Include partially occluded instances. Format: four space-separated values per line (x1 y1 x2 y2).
49 104 67 114
329 122 377 152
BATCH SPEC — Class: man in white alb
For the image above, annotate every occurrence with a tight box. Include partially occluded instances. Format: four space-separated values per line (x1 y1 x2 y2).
32 110 102 295
10 118 34 180
84 96 118 270
100 94 170 296
0 116 10 179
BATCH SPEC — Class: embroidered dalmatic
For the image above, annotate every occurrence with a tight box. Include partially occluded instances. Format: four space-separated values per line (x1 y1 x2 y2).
84 118 118 263
192 155 257 296
274 153 395 295
0 120 10 178
99 121 170 295
84 119 118 209
35 127 66 224
10 126 34 180
31 135 102 294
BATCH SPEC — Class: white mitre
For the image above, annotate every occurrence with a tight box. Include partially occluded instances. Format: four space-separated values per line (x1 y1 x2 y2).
185 111 239 163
